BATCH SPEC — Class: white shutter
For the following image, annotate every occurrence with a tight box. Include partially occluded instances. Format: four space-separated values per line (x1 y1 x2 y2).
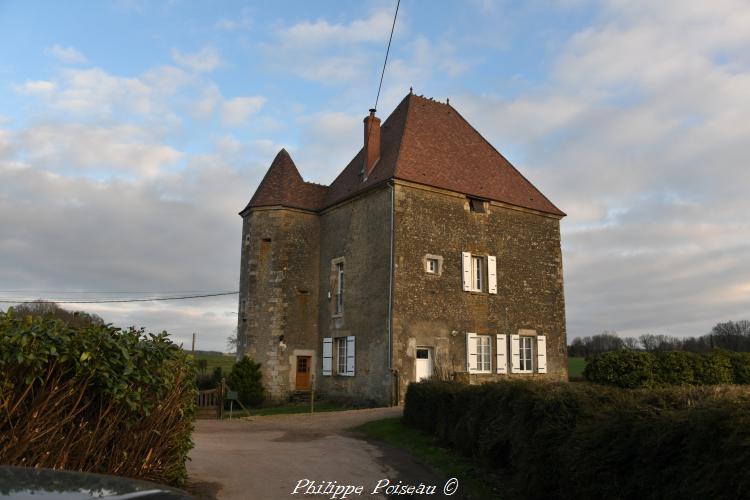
466 333 478 372
345 336 355 376
496 334 507 374
488 256 497 294
461 252 472 291
510 334 520 373
536 335 547 374
322 338 332 376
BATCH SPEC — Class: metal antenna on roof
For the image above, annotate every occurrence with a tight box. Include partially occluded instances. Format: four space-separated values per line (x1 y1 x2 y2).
363 0 401 178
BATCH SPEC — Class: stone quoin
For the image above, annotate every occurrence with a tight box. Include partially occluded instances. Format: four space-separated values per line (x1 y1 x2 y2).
237 92 568 404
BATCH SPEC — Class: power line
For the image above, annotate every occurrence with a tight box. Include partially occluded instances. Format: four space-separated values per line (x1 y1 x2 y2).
0 289 236 294
0 291 239 304
374 0 401 112
363 0 401 178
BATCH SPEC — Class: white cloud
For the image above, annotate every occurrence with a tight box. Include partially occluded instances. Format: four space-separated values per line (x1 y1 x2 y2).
221 96 266 126
17 123 182 178
215 12 252 32
14 80 57 95
45 44 87 64
265 9 410 85
171 47 223 73
277 10 394 47
188 84 223 119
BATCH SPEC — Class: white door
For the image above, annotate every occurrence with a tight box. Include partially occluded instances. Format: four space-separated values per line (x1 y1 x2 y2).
415 347 434 382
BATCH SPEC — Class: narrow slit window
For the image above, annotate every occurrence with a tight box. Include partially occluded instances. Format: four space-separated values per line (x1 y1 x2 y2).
335 262 344 315
472 256 483 291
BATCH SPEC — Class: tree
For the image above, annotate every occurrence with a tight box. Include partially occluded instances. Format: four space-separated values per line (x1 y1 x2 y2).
226 327 238 353
622 337 640 350
568 332 627 358
9 301 104 328
227 357 264 406
709 321 750 352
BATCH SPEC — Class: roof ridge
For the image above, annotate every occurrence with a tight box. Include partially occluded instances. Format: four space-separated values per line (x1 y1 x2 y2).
390 93 415 181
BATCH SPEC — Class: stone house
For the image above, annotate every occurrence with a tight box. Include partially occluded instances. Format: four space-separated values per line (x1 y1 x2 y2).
237 92 567 405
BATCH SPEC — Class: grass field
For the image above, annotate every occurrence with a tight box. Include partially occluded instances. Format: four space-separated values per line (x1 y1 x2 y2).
192 352 236 376
356 418 503 499
568 356 587 378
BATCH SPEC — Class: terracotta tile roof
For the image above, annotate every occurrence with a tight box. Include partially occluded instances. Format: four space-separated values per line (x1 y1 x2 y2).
240 149 327 213
243 93 564 217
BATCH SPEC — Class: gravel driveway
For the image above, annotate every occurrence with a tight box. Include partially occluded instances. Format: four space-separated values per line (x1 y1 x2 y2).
186 407 458 499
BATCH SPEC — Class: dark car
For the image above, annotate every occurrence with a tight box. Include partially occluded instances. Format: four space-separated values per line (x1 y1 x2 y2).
0 466 191 499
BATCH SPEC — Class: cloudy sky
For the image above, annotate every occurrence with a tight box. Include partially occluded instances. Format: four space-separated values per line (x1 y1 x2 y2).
1 0 748 351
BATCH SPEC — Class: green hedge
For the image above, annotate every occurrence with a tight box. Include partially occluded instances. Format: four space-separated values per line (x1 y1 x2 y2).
0 310 196 486
584 350 750 388
404 380 750 500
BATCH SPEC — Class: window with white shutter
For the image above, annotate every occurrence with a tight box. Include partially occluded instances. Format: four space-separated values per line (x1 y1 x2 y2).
496 334 507 374
466 333 478 372
488 256 497 294
518 336 534 373
322 338 332 376
510 334 521 373
467 333 491 373
461 252 472 291
345 336 356 376
536 335 547 374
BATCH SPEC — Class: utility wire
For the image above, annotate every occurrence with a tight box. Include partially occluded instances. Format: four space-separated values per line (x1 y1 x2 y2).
374 0 401 112
363 0 401 177
0 289 235 294
0 291 239 304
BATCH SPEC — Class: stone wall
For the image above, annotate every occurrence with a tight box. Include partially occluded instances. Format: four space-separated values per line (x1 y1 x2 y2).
391 182 567 400
316 184 394 405
238 207 320 401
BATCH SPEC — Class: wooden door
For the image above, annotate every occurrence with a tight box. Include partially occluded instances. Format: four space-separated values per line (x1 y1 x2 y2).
295 356 311 390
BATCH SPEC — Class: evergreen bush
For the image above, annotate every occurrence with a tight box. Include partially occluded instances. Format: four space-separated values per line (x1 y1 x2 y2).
585 349 750 388
227 357 264 406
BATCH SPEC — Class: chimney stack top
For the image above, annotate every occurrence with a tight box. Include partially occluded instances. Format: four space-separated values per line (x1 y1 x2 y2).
362 109 381 178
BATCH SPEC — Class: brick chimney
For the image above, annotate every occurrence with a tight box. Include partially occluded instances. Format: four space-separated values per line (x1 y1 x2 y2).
363 108 381 177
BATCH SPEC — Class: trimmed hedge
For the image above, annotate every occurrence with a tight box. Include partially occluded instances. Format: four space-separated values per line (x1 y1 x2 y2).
584 350 750 388
0 311 196 486
404 380 750 500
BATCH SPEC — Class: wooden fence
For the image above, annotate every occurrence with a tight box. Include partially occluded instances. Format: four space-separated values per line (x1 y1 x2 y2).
196 385 224 419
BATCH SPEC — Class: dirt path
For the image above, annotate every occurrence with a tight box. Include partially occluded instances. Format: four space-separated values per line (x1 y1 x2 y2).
187 407 458 499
